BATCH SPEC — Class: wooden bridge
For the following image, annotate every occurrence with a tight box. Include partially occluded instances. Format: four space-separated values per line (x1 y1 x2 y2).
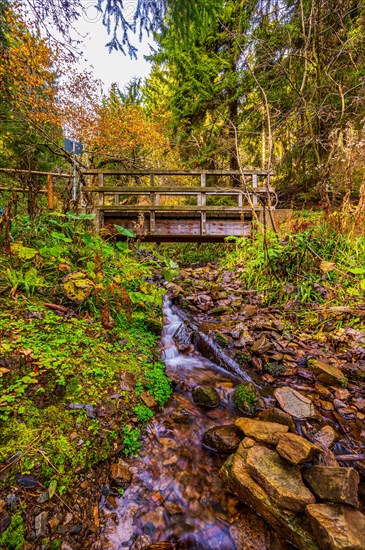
85 169 275 242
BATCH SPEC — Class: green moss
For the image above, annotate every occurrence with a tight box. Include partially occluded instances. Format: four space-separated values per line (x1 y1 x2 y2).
0 509 25 550
215 332 229 348
233 384 257 413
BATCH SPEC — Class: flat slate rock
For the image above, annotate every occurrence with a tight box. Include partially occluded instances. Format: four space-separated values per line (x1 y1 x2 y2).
274 387 316 418
257 407 297 432
277 433 320 465
246 445 315 512
235 418 289 445
303 466 360 508
306 503 365 550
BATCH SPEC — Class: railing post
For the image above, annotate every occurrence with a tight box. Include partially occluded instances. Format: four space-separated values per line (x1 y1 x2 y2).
252 173 258 207
98 173 104 206
47 175 53 211
201 211 207 236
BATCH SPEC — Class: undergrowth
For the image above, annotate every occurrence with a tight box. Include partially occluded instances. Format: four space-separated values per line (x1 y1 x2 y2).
0 212 172 516
224 213 365 310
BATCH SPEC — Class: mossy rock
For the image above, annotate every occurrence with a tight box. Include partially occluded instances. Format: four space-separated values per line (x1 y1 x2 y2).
192 385 220 409
233 382 260 414
145 317 163 335
63 272 94 303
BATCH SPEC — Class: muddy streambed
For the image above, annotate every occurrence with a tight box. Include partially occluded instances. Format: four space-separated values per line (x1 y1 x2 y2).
101 298 285 549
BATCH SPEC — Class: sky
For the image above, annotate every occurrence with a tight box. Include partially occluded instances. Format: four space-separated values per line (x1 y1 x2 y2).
73 2 155 93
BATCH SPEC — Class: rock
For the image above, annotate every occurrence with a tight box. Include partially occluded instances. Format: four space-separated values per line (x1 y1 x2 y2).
276 433 320 465
61 543 74 550
5 494 18 512
37 490 49 504
334 399 347 409
69 524 83 535
303 466 360 508
192 386 220 408
306 503 365 550
220 444 318 549
274 386 316 418
313 425 337 448
210 305 229 315
241 437 257 449
141 392 157 408
171 407 192 424
246 446 315 512
110 460 133 488
307 359 347 387
35 511 48 538
0 511 10 536
244 305 258 318
251 335 271 355
173 322 193 351
235 418 289 445
258 407 297 432
16 474 37 488
202 425 242 453
334 389 350 401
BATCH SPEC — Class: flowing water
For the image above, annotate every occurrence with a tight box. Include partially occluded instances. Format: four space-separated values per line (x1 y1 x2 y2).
102 298 275 549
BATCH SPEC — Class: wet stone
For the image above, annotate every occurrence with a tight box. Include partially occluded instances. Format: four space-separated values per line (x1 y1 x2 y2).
110 460 133 488
192 385 220 409
306 503 365 550
246 446 315 512
276 433 320 465
235 417 289 445
274 386 316 418
171 407 192 424
173 322 193 351
202 425 242 453
303 466 360 508
257 407 297 432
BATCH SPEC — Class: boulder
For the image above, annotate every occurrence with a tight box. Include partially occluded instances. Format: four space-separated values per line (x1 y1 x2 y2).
110 460 133 488
173 322 193 351
258 407 297 433
235 417 288 445
274 387 316 418
306 503 365 550
307 359 347 387
303 466 360 508
192 386 220 409
220 443 318 550
276 433 320 465
202 425 242 453
246 446 315 512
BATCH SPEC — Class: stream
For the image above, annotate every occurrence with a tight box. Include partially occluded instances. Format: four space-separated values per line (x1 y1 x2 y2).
101 297 285 549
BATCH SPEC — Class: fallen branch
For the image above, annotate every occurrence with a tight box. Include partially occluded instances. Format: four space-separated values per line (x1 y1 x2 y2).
44 303 68 313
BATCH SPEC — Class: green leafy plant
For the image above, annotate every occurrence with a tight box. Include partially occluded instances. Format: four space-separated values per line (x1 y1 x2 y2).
233 384 257 413
133 404 154 424
121 425 141 456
